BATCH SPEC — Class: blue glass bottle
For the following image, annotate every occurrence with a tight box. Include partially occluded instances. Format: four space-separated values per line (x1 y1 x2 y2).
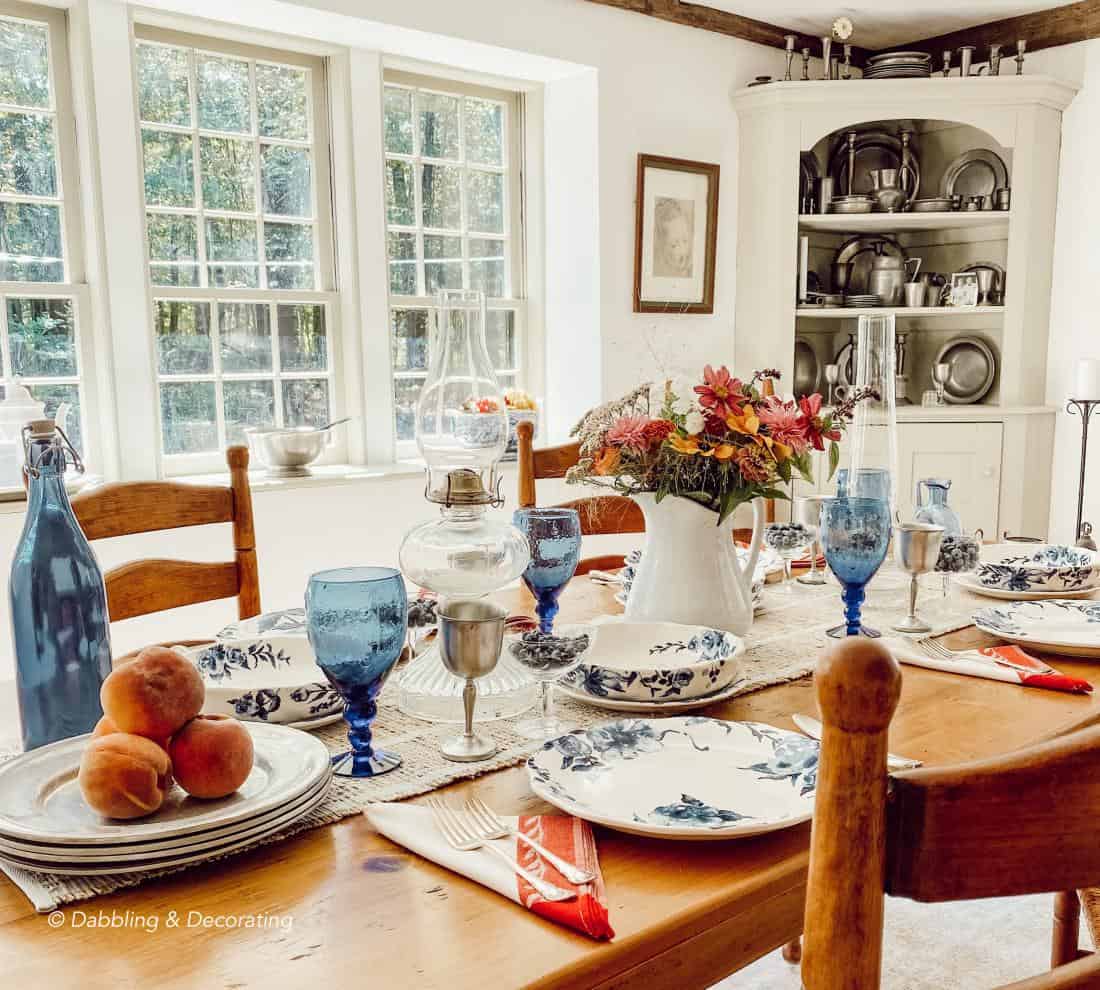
10 421 111 750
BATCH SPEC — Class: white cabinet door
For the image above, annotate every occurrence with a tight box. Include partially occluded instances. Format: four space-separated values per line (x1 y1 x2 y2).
896 422 1003 537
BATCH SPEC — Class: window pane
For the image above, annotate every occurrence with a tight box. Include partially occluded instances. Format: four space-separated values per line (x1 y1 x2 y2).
467 170 504 233
197 55 250 133
281 378 329 427
30 383 81 455
206 218 257 261
421 164 460 229
0 18 50 109
391 309 430 372
424 233 462 293
223 379 274 444
267 265 313 290
220 302 271 372
255 63 308 140
464 99 503 166
142 130 194 207
418 91 460 159
8 297 76 377
385 160 414 225
136 43 190 126
388 231 417 295
384 87 413 154
208 264 259 289
393 376 423 441
146 213 197 261
261 145 311 217
0 111 56 196
265 222 314 289
485 309 515 369
150 264 199 287
0 201 63 281
277 304 326 371
160 381 217 454
469 236 505 296
200 136 255 212
154 300 211 374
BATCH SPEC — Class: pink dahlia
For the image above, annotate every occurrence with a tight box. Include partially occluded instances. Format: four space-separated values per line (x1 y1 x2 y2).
694 365 744 420
606 415 654 452
757 396 809 453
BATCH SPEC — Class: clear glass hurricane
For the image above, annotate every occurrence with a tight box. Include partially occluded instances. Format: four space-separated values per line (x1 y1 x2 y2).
306 566 407 777
845 314 899 517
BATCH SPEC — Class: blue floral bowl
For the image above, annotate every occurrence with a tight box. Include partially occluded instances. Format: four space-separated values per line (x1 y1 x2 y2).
975 543 1100 593
173 637 343 728
562 622 744 704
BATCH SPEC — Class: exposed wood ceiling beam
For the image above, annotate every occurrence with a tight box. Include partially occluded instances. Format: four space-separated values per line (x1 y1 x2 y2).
904 0 1098 59
577 0 871 63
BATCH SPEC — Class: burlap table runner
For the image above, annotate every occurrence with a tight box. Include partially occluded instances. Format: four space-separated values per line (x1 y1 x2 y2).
0 565 984 911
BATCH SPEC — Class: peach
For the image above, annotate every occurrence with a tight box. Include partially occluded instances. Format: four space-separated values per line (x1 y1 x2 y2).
78 733 172 820
168 715 253 799
101 646 204 739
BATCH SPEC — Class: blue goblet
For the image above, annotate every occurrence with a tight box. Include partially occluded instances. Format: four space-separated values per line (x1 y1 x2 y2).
306 566 407 777
820 497 892 638
513 508 581 634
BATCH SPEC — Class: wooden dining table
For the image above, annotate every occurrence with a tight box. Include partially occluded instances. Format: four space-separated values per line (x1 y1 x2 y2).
0 579 1098 990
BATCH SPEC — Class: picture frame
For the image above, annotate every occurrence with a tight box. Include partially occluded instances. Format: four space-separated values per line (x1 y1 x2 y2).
949 271 980 308
633 154 720 314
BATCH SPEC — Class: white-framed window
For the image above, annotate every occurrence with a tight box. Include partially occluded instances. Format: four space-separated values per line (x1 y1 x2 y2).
133 26 340 471
383 71 525 452
0 1 93 461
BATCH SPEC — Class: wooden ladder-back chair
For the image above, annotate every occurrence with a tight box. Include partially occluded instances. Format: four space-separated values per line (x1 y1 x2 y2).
70 446 261 624
516 419 644 575
802 638 1100 990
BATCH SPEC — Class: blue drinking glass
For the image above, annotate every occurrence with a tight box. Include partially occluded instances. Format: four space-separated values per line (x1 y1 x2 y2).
306 566 408 777
820 497 892 639
512 508 581 633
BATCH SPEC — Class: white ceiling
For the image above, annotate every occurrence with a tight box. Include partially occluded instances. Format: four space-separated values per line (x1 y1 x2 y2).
698 1 1076 49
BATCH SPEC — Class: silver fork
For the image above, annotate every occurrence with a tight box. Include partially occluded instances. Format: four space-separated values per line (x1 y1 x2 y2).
426 797 576 902
916 637 1054 675
464 797 596 885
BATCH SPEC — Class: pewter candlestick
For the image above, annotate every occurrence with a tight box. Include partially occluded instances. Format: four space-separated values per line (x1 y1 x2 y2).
846 130 857 197
1016 39 1027 75
801 47 811 81
784 34 796 81
942 50 952 77
842 44 853 80
989 43 1003 75
959 45 975 77
893 524 945 634
1067 398 1099 548
820 36 832 79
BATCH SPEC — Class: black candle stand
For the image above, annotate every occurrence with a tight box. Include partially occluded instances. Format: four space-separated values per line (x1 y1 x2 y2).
1067 398 1100 546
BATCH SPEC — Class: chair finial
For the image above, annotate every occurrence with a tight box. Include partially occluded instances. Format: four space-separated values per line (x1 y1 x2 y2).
816 638 901 734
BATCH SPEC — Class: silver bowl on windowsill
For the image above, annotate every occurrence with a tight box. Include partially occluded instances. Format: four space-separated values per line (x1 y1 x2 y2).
245 419 349 477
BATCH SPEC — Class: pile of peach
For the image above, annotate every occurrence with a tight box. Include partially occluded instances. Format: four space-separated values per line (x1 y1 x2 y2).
78 647 254 819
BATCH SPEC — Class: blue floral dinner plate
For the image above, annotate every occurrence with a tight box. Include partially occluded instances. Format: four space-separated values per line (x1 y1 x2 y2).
972 600 1100 659
974 544 1100 594
527 717 818 840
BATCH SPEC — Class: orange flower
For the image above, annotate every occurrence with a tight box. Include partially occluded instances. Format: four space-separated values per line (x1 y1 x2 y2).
726 404 791 462
699 443 737 461
593 447 622 475
668 434 701 455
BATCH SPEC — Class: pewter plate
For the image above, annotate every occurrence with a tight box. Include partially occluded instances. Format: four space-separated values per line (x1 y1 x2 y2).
934 336 996 404
940 149 1009 199
527 718 817 840
793 337 820 396
0 722 331 845
828 130 921 199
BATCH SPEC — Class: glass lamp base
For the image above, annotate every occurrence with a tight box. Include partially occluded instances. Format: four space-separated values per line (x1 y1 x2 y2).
826 623 882 639
440 732 498 762
514 715 576 741
330 748 401 778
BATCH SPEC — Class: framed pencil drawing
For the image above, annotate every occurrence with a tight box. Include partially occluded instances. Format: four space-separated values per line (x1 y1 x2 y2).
633 154 720 314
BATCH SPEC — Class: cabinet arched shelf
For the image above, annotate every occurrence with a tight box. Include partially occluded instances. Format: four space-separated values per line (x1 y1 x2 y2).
732 75 1077 539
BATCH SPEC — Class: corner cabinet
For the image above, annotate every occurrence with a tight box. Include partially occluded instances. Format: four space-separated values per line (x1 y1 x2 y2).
731 76 1076 538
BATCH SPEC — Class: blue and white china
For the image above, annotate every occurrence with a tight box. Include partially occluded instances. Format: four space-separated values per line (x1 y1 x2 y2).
174 637 343 729
527 717 817 840
974 544 1100 594
955 570 1098 602
558 675 745 714
217 608 307 641
972 600 1100 658
561 622 744 704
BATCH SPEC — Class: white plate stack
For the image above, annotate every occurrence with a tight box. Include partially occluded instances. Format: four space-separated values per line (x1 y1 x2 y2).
0 723 332 875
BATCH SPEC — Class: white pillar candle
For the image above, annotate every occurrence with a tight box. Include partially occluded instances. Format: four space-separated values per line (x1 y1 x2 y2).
1075 359 1100 399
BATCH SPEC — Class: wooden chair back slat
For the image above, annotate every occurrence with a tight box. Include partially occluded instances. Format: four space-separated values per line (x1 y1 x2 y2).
802 638 1100 990
72 482 233 540
105 560 241 622
71 446 260 624
886 724 1100 903
516 421 644 575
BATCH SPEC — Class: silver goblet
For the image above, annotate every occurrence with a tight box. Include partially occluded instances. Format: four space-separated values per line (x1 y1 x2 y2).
932 362 950 405
794 495 828 586
892 523 945 634
824 363 839 406
437 599 506 762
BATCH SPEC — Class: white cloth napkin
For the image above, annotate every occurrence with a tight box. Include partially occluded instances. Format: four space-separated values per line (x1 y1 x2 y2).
884 636 1023 684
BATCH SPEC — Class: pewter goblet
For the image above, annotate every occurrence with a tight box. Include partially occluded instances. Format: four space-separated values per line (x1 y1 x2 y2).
437 599 506 762
932 362 950 405
824 363 839 406
795 495 828 586
892 523 945 634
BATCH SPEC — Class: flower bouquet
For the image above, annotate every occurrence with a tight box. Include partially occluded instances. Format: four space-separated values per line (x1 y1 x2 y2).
564 365 872 633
